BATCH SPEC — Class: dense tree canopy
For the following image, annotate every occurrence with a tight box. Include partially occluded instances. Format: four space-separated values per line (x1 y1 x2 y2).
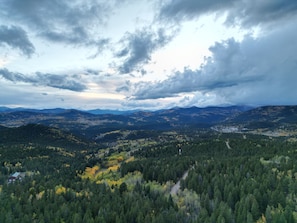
1 125 297 222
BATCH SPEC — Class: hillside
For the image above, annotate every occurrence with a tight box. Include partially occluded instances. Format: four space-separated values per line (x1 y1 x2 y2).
1 122 297 222
2 105 297 139
229 106 297 124
0 106 249 138
216 106 297 136
0 123 92 148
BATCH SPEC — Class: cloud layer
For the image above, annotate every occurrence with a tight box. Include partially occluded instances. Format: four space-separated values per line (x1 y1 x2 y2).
0 0 112 56
116 27 176 74
0 25 35 57
0 69 86 92
131 20 297 106
0 0 296 109
159 0 297 27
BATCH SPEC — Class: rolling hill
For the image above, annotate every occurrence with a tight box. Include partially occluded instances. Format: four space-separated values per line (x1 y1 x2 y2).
214 105 297 135
0 105 249 134
0 123 93 149
1 105 297 138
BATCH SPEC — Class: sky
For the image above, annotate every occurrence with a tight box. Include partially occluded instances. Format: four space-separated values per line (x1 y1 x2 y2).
0 0 297 110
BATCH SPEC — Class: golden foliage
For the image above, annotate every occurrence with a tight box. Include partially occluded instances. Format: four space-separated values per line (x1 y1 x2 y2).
108 164 120 171
96 178 123 187
55 185 66 195
84 166 99 176
36 191 45 200
125 156 135 163
256 214 266 223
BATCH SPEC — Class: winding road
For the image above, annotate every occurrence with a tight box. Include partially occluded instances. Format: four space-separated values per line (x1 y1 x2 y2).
170 170 189 195
170 140 231 195
225 139 232 149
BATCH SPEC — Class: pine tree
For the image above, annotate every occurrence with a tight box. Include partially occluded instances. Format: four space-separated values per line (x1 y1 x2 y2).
246 212 253 223
265 206 272 223
251 198 260 220
119 182 127 194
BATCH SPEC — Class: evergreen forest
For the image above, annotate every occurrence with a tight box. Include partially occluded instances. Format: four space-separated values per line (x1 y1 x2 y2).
1 124 297 222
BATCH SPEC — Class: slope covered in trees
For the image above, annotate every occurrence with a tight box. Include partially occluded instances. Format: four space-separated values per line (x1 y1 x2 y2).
0 124 297 222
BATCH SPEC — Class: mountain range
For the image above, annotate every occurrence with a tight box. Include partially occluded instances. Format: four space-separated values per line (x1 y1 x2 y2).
0 105 296 139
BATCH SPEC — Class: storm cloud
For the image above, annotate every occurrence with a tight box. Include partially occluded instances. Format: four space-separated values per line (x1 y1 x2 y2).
116 27 177 74
132 20 297 105
0 0 111 53
159 0 297 27
159 0 235 22
0 69 87 92
0 25 35 57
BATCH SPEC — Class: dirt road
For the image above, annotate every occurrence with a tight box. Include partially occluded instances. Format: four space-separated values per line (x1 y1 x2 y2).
170 170 189 195
225 139 232 149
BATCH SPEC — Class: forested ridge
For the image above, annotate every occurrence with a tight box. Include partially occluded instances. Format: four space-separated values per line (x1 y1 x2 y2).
0 124 297 222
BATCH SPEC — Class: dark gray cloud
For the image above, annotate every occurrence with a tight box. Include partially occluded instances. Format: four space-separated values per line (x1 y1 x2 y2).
132 21 297 105
0 25 35 57
159 0 235 22
132 38 260 100
115 27 176 74
0 68 86 92
159 0 297 27
0 68 34 83
85 69 100 76
226 0 297 27
116 80 131 93
35 72 87 92
0 0 111 52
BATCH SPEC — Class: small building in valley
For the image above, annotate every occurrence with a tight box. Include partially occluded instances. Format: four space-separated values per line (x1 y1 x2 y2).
8 172 25 183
